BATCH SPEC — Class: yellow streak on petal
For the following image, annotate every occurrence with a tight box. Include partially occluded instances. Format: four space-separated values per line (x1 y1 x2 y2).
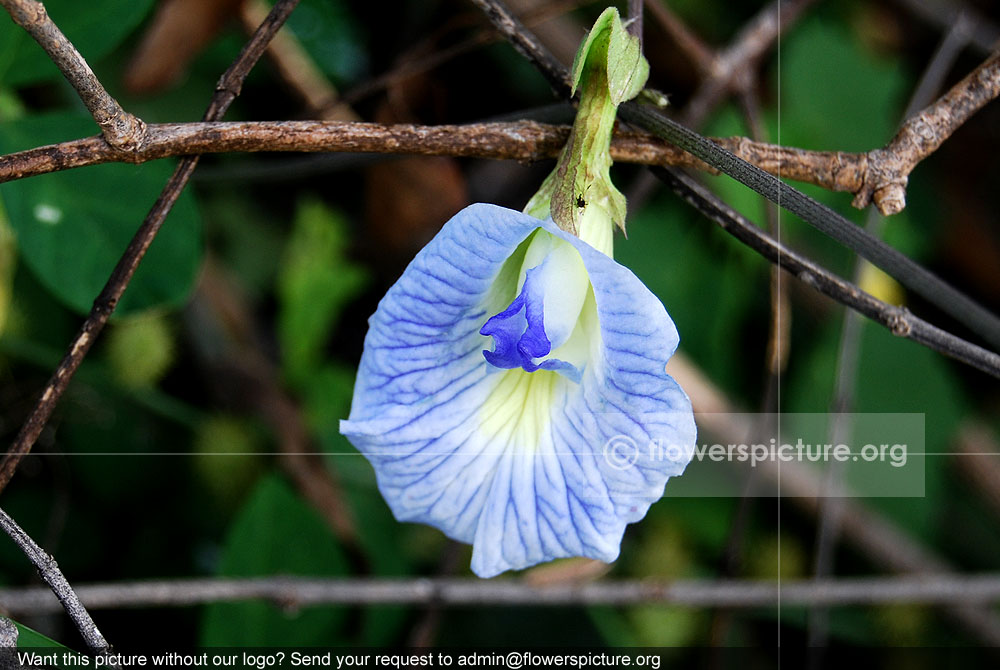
479 369 562 455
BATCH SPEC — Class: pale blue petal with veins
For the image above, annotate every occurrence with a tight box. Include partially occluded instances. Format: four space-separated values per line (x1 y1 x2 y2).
340 203 695 578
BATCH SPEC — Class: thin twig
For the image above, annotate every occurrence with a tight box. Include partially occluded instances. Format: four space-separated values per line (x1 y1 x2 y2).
187 261 358 546
642 0 713 73
0 506 111 654
654 166 1000 379
626 0 643 47
681 0 817 127
953 422 1000 522
0 0 146 150
856 48 1000 214
239 0 356 120
466 0 572 97
892 0 1000 56
627 103 1000 353
5 574 1000 613
0 0 303 495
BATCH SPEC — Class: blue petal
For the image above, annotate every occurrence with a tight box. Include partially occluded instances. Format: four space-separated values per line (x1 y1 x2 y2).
479 258 583 381
341 203 696 578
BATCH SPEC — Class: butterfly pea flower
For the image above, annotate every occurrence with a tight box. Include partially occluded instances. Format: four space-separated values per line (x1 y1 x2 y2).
340 203 695 576
340 8 695 577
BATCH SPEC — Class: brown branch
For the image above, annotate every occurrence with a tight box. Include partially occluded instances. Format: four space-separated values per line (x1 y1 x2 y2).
0 121 576 181
0 0 303 495
0 0 146 151
0 121 873 194
0 116 977 219
0 6 987 218
855 48 1000 214
6 574 1000 613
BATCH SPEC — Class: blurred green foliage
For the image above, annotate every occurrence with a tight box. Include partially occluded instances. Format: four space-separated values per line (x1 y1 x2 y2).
0 0 997 657
0 115 202 316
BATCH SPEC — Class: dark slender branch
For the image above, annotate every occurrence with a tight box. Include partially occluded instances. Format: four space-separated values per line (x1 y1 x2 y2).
655 166 1000 379
466 0 571 97
0 506 111 654
0 0 146 150
5 574 1000 613
627 103 1000 354
470 0 1000 363
0 0 303 495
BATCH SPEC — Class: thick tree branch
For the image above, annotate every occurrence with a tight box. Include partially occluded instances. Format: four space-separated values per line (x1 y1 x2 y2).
0 0 303 495
0 119 955 209
0 0 146 150
3 39 997 214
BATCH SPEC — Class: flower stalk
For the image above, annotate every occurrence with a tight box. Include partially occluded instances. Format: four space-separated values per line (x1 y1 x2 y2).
525 7 649 244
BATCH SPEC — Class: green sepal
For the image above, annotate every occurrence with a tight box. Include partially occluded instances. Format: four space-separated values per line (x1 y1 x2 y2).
570 8 648 104
526 7 648 241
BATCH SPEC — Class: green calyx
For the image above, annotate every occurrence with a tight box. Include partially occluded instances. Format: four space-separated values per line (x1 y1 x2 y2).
524 7 649 244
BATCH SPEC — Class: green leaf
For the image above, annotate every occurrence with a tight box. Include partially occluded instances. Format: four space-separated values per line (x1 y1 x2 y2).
775 17 907 152
277 197 367 386
201 475 349 646
786 321 960 542
617 195 767 397
0 0 154 87
0 114 202 316
14 621 73 649
283 0 367 85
